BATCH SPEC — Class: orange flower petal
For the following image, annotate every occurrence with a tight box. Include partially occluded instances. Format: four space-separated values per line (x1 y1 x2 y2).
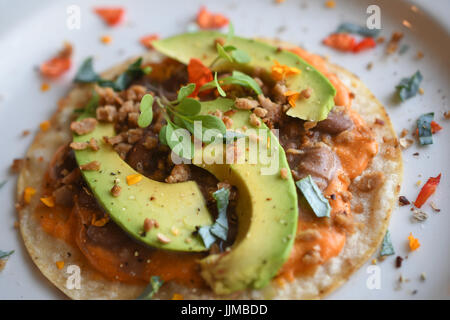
126 174 143 186
408 233 420 251
24 187 36 204
40 196 55 208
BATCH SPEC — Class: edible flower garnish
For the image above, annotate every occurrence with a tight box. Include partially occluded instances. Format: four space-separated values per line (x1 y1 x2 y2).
55 261 65 270
271 60 301 81
137 276 164 300
408 233 420 251
140 34 160 49
74 57 151 92
94 7 125 26
284 91 300 108
40 196 55 208
40 42 72 78
296 175 331 218
417 112 434 145
196 6 229 29
380 230 395 256
352 37 376 53
396 71 423 101
414 174 441 208
187 58 213 97
199 188 230 248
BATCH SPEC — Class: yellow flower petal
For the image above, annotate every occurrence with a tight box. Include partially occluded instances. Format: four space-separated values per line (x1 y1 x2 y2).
126 174 143 186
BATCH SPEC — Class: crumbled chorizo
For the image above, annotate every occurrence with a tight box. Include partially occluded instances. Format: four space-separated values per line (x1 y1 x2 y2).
235 97 259 110
96 105 117 122
69 141 88 150
103 135 123 146
249 113 261 127
88 138 99 151
253 107 268 118
80 161 101 171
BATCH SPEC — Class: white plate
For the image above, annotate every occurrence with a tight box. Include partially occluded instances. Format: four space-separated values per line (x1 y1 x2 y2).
0 0 448 299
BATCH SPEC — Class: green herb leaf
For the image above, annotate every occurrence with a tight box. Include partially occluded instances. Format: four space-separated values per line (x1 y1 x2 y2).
417 112 434 145
165 122 194 159
227 21 235 42
231 49 251 64
336 22 381 38
199 188 230 248
190 114 227 135
0 250 14 259
380 230 395 256
296 175 331 218
0 180 7 190
74 57 101 83
159 125 168 145
176 97 201 116
201 71 262 95
396 71 423 101
214 72 226 97
210 188 230 241
177 83 196 102
137 94 154 128
136 276 164 300
216 43 233 62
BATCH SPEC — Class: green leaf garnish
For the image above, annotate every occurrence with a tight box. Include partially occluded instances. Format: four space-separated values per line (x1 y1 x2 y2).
216 43 233 62
177 83 196 102
75 57 150 92
165 122 194 159
176 98 201 116
199 188 230 248
201 71 262 95
296 175 331 218
380 230 395 256
336 22 381 38
74 57 101 83
396 71 423 101
158 125 168 145
417 112 434 145
137 94 154 128
0 250 14 259
231 49 251 64
214 72 226 97
0 180 7 190
136 276 164 300
227 22 235 42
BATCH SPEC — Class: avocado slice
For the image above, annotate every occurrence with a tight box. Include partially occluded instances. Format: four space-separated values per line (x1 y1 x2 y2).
194 99 298 294
73 114 214 252
153 31 336 121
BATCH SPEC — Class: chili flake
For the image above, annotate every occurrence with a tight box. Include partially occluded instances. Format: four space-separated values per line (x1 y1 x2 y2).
24 187 36 204
55 261 65 270
196 6 229 29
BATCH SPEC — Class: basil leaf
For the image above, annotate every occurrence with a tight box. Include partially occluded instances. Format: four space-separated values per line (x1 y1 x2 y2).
176 98 201 116
177 83 196 102
210 188 230 241
0 250 14 259
417 112 434 145
74 57 100 83
84 90 100 116
137 94 154 128
380 230 395 256
214 72 226 97
296 175 331 218
231 49 251 64
199 188 230 248
396 71 423 101
136 276 164 300
216 43 233 62
336 22 381 38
